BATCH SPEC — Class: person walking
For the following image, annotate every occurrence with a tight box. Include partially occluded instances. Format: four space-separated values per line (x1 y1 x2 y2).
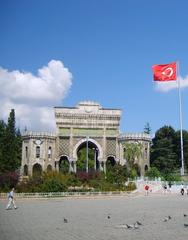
6 187 18 210
144 184 149 196
163 183 167 194
180 183 184 196
168 181 172 193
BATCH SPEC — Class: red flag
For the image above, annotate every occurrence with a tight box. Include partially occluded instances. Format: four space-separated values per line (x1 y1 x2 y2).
152 62 177 81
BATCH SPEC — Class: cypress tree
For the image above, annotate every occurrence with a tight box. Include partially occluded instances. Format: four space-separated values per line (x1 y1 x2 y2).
0 120 6 172
2 109 20 172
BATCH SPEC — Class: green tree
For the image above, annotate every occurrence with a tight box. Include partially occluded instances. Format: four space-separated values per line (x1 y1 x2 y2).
145 167 161 178
77 148 94 171
0 120 6 172
15 128 22 169
106 164 128 186
123 142 142 176
1 109 22 172
144 122 152 134
151 126 178 177
175 130 188 172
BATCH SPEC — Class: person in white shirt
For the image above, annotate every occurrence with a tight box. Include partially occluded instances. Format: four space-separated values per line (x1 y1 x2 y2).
180 183 184 195
6 187 17 210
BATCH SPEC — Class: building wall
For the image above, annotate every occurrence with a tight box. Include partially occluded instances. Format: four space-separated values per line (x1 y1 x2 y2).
21 102 151 176
21 132 56 176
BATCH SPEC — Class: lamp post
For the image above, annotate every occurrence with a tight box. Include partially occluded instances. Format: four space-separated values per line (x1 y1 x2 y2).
93 147 98 171
86 136 89 173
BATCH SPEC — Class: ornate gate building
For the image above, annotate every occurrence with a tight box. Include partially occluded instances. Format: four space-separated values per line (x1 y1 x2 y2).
21 101 151 177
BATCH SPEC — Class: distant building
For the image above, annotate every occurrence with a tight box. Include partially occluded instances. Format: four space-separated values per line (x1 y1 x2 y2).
21 101 151 177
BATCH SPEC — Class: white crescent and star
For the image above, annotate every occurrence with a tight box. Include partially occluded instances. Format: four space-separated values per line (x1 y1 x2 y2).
162 67 173 77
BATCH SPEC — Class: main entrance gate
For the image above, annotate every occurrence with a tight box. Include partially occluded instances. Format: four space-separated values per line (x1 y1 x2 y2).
21 101 151 177
55 101 122 173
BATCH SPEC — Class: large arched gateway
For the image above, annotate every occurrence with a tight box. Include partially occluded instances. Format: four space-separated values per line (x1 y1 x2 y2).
21 101 151 176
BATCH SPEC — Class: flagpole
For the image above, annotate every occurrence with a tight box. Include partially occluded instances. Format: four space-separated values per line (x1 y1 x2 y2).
177 61 184 176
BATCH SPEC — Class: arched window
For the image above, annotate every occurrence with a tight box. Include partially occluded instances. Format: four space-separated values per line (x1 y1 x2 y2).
33 163 42 177
36 146 40 158
47 164 52 172
48 146 52 159
145 165 148 172
25 146 28 158
145 147 148 158
24 164 28 176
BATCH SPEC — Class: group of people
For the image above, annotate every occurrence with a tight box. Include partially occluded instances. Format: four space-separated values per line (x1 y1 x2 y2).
4 183 188 210
144 182 188 196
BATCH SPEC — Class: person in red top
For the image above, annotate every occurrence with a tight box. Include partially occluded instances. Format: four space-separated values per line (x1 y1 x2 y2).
145 184 149 196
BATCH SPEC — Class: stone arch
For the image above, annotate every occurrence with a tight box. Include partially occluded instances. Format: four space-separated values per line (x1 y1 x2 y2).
134 163 141 177
33 163 42 177
47 164 52 172
73 137 103 161
106 155 116 172
23 164 28 176
59 155 69 174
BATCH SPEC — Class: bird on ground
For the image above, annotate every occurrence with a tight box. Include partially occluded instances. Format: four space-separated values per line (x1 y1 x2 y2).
184 214 187 217
126 224 134 229
64 218 68 223
107 215 111 219
163 217 169 222
136 221 142 225
133 222 139 229
115 224 128 229
184 223 188 227
163 216 172 222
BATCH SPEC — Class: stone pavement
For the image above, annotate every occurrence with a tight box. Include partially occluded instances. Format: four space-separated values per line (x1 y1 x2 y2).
0 194 188 240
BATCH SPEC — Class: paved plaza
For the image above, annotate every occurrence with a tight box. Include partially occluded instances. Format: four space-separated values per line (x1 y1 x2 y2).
0 194 188 240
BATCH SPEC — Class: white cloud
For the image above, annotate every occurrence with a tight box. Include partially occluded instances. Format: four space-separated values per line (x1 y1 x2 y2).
155 76 188 92
0 60 72 131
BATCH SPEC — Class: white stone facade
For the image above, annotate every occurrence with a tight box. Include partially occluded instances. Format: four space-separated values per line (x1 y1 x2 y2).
21 101 151 176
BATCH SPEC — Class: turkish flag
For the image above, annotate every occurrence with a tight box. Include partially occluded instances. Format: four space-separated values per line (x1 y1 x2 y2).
152 62 177 81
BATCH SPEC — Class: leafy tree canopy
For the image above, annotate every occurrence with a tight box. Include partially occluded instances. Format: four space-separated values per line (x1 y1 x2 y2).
151 125 179 176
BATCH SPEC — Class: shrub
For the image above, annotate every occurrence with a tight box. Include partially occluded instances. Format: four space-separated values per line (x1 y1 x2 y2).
125 182 136 191
41 178 67 192
145 167 161 178
0 171 19 191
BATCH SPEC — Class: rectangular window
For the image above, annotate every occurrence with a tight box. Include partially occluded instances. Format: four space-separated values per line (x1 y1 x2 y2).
36 146 40 158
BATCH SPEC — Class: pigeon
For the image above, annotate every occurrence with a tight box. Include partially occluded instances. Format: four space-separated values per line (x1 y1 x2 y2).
136 221 142 225
163 216 172 222
184 214 187 217
134 222 139 229
184 223 188 227
115 224 128 229
163 217 169 222
126 224 134 229
64 218 68 223
107 215 111 219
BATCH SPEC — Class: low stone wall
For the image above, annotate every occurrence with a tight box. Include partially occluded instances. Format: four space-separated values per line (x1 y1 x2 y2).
0 191 133 199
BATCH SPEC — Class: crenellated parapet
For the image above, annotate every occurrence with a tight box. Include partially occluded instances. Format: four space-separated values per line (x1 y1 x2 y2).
119 132 152 142
22 131 56 139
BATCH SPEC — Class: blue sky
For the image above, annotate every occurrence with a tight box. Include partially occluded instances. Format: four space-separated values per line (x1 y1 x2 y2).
0 0 188 134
